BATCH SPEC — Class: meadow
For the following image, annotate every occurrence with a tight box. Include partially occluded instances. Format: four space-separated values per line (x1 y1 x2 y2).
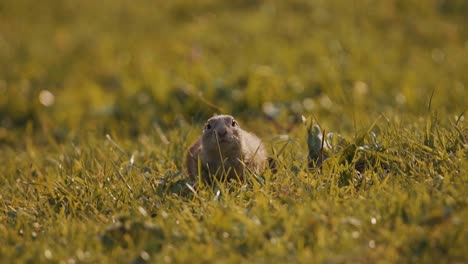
0 0 467 263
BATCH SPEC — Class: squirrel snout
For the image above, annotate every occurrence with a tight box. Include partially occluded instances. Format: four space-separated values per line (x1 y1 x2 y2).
216 127 228 137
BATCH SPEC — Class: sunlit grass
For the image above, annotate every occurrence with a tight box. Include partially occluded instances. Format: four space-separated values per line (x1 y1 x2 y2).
0 0 467 263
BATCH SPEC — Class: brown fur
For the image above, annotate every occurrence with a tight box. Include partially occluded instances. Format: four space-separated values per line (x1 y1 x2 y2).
186 115 267 182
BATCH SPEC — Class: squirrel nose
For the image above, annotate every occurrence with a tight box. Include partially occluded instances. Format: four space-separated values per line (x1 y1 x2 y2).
216 127 227 137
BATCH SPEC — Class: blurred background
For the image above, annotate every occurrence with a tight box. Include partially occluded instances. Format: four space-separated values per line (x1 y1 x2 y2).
0 0 467 140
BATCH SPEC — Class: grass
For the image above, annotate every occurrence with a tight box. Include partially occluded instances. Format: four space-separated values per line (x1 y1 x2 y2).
0 0 467 263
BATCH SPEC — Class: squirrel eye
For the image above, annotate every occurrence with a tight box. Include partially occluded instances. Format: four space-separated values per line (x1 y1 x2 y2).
205 124 212 130
231 120 238 127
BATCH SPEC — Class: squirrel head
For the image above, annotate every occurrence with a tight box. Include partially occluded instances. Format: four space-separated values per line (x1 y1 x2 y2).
202 115 242 151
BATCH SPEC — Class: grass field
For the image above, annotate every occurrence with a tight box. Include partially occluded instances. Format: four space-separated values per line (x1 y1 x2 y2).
0 0 467 263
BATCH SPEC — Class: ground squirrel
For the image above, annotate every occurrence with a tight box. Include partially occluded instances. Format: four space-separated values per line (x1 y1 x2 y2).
186 115 267 182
